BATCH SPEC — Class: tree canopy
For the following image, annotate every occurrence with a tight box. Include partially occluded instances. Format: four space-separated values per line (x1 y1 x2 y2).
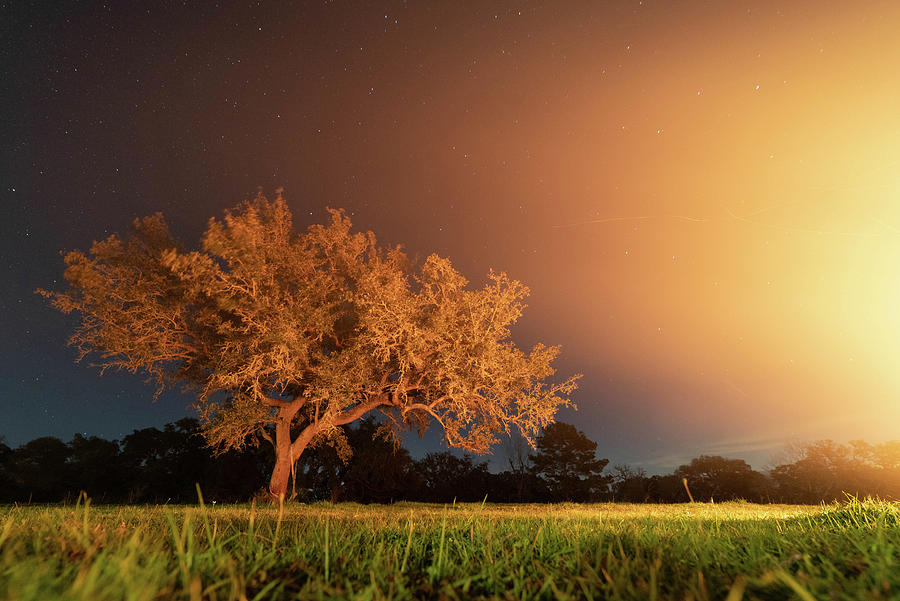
674 455 766 502
530 422 609 501
40 191 579 499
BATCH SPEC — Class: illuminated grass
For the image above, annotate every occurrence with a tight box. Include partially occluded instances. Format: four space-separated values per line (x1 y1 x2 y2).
0 498 896 600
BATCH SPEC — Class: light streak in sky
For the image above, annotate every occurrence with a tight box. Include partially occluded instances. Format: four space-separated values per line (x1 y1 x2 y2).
553 214 708 229
555 206 900 237
721 207 891 237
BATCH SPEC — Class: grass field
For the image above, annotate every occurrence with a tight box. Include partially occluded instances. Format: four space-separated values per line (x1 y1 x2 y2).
0 496 896 600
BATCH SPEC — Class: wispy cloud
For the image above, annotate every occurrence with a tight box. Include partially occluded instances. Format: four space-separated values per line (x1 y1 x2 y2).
642 433 793 471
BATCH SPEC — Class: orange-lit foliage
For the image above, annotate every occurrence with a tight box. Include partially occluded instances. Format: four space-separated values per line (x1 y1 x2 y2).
39 191 579 499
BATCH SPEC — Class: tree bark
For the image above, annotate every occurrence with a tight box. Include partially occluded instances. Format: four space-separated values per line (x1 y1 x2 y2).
267 400 306 501
268 445 293 501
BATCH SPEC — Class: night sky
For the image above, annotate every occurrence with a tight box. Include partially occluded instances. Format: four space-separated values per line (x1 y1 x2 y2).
3 1 899 472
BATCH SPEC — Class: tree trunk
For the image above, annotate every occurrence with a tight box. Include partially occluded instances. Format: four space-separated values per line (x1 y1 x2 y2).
267 404 303 502
268 445 292 501
264 397 380 502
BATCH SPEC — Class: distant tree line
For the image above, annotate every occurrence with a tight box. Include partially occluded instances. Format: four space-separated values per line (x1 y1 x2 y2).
0 419 897 504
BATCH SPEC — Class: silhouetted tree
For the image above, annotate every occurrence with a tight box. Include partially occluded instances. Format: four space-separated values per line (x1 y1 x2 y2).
68 434 124 501
120 424 174 501
645 474 685 503
415 452 491 502
497 430 552 502
201 444 270 502
117 418 268 502
530 422 609 501
10 437 71 502
488 469 549 502
40 191 580 500
0 438 15 501
675 455 769 502
119 419 205 502
610 464 651 502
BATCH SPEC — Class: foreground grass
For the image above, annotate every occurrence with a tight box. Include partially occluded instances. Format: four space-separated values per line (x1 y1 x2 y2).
0 498 897 600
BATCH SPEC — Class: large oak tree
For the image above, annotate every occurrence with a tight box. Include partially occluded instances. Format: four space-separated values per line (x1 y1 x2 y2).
40 191 579 499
